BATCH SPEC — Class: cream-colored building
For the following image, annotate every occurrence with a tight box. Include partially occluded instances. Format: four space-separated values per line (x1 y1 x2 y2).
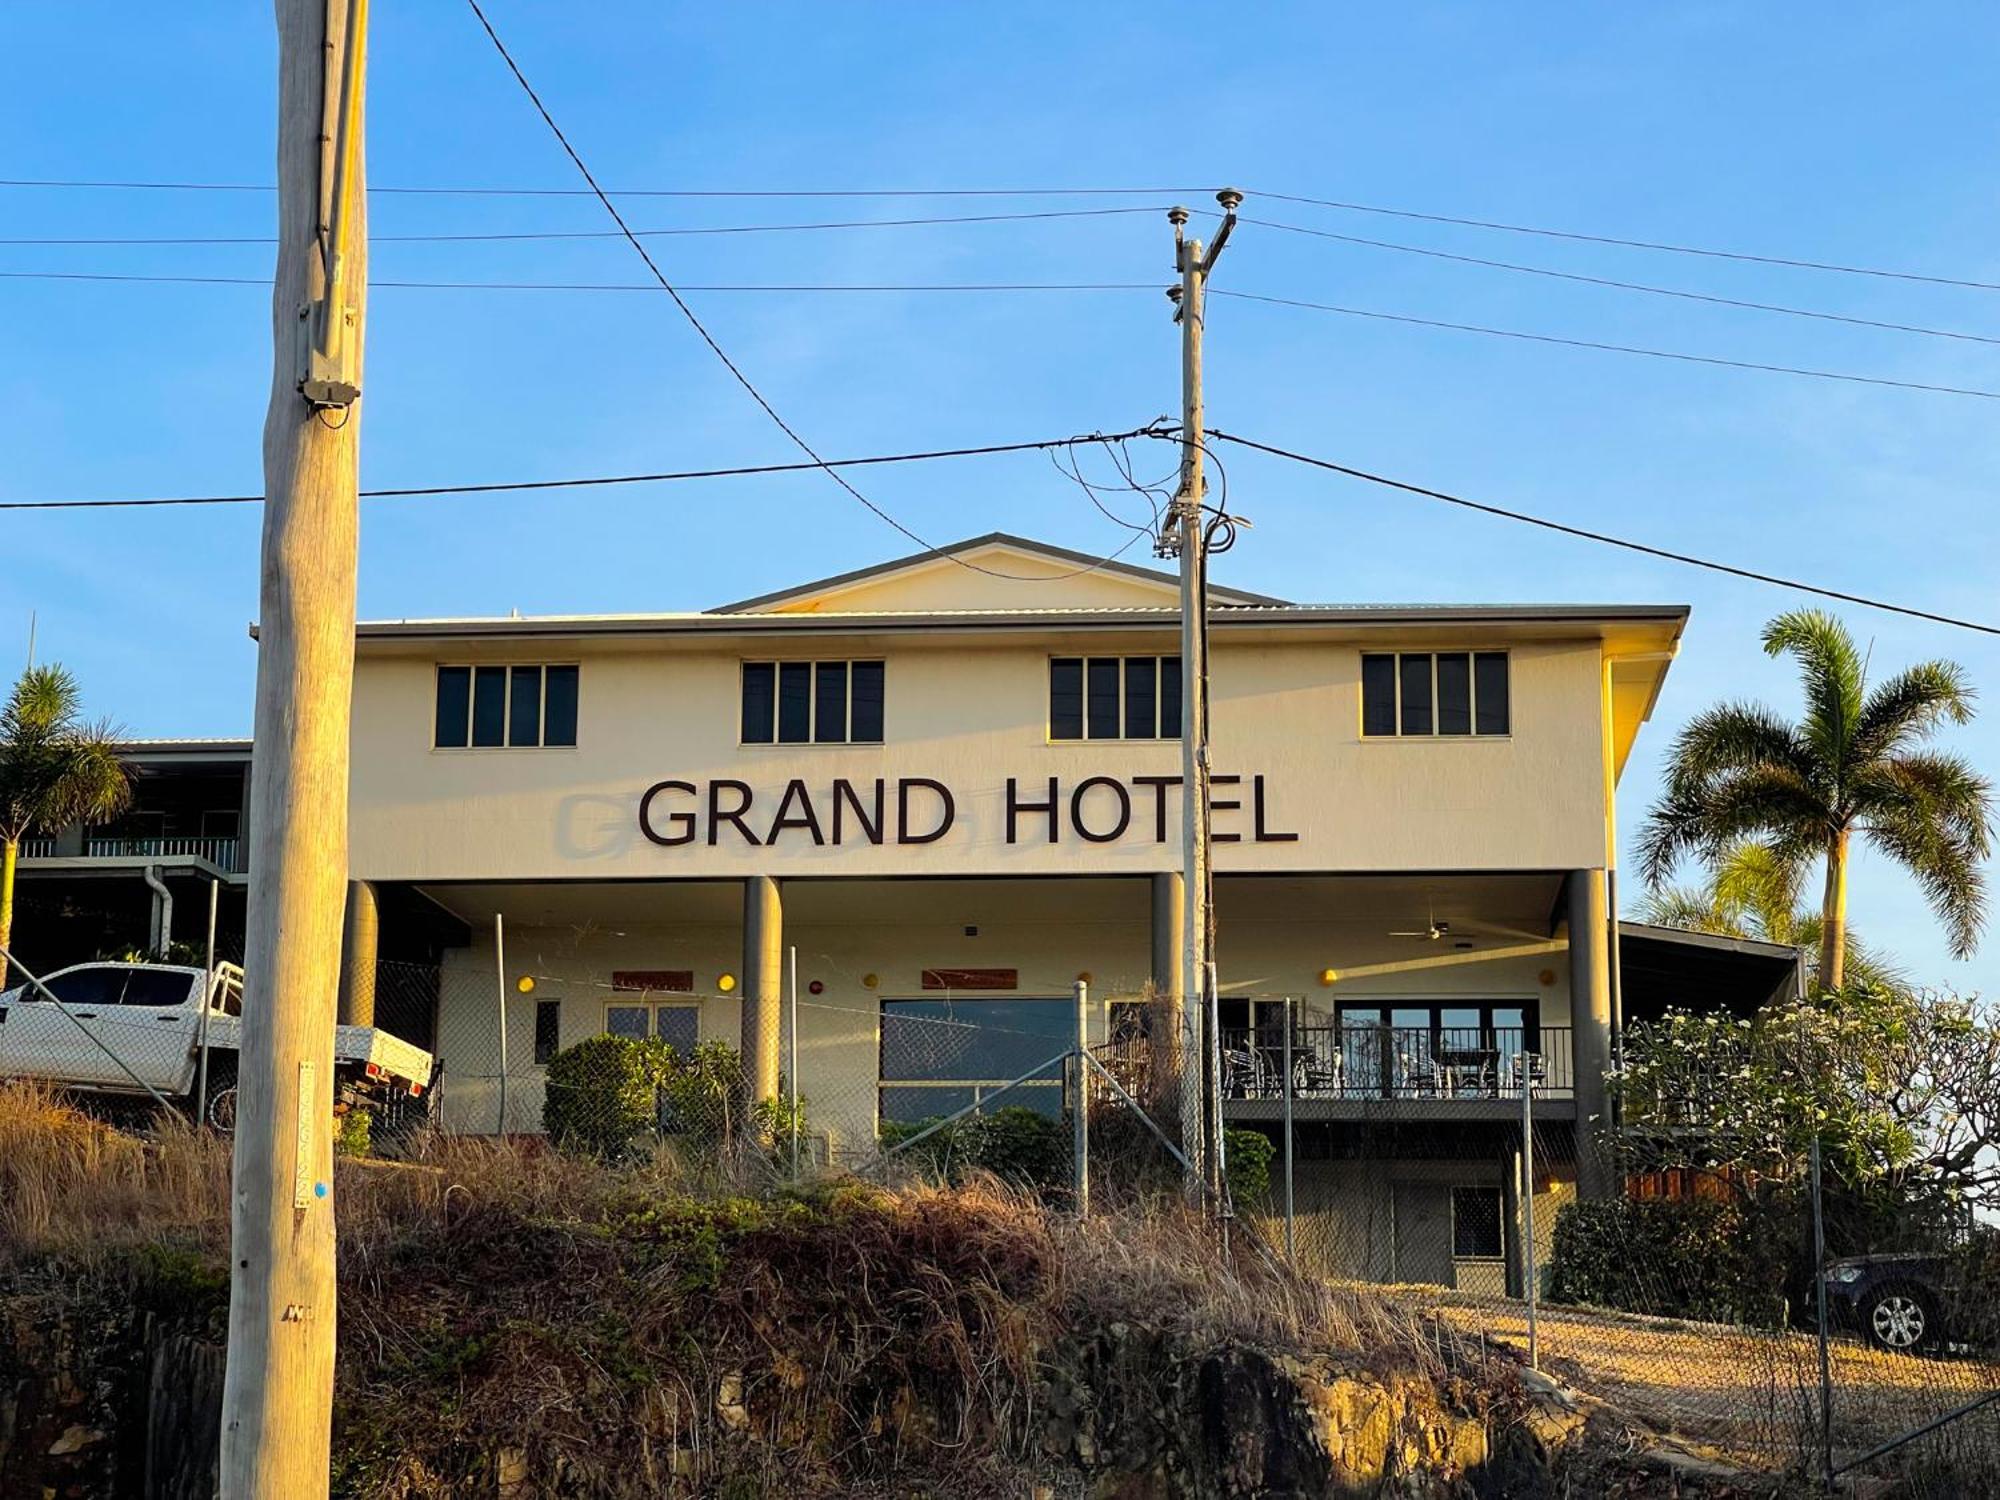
339 534 1796 1290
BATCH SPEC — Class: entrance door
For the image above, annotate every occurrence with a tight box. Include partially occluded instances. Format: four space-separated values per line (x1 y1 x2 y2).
1392 1182 1454 1285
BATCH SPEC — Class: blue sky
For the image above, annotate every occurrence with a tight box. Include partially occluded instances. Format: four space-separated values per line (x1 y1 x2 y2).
4 4 1998 992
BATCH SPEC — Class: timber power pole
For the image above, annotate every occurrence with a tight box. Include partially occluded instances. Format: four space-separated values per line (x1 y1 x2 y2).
1161 189 1241 1197
221 0 368 1494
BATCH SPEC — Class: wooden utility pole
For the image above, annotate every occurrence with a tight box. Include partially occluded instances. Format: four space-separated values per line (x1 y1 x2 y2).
220 1 368 1494
1162 190 1240 1195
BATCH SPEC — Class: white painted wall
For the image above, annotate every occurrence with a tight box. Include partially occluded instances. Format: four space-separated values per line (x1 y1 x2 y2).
349 632 1610 882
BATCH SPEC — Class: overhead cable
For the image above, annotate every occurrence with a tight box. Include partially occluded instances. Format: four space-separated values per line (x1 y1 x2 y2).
459 0 1136 582
1206 428 2000 636
0 425 1174 511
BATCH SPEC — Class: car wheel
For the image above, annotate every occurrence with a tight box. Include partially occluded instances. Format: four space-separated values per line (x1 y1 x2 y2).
1865 1286 1935 1353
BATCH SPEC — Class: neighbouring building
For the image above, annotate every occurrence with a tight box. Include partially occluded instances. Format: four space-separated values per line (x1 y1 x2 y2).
326 532 1798 1292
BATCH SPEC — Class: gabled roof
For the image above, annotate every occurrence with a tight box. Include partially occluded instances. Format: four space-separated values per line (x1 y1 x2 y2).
708 532 1290 614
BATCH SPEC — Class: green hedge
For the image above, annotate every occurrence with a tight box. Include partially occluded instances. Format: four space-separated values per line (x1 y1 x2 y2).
1548 1196 1788 1326
1223 1128 1275 1206
880 1106 1072 1193
544 1034 661 1158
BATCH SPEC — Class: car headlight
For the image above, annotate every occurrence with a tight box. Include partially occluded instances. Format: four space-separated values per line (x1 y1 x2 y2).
1829 1265 1866 1284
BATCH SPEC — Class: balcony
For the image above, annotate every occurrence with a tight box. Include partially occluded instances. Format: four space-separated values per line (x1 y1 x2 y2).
82 835 240 867
1218 1024 1575 1112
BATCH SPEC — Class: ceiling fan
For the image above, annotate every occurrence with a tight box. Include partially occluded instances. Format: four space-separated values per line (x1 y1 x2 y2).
1389 901 1450 941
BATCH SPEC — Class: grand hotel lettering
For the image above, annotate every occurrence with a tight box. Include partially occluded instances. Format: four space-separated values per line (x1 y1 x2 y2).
637 774 1298 848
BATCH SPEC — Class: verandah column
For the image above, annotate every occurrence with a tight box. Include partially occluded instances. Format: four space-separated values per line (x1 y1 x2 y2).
1567 867 1616 1200
337 878 378 1027
741 875 783 1103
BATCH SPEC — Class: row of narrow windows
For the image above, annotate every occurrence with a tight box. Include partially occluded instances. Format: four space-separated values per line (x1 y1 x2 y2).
431 652 1511 748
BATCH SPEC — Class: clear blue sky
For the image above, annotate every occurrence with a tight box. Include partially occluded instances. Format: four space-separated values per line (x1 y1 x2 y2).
4 4 1998 993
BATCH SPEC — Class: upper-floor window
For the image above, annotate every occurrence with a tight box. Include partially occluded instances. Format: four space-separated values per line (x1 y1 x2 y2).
741 660 884 745
1360 652 1508 738
434 664 578 749
1049 655 1182 741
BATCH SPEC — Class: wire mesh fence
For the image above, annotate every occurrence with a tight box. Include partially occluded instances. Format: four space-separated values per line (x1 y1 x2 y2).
5 945 1994 1490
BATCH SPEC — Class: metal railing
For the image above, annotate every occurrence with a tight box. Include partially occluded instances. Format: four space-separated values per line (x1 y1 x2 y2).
1218 1024 1574 1101
84 835 240 866
18 837 57 858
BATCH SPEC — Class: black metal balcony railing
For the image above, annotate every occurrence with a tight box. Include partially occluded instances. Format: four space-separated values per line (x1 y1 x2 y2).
1218 1025 1574 1101
84 835 240 866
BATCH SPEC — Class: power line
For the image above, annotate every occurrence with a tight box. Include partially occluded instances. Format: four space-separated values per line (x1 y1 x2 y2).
1241 215 2000 347
0 176 1203 200
1211 288 2000 401
0 270 1154 292
0 425 1173 511
1254 189 2000 295
0 204 1168 246
1206 428 2000 637
460 0 1138 583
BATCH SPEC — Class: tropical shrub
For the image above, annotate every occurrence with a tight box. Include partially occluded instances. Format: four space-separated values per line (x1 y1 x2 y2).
543 1034 662 1158
1548 1195 1787 1326
1222 1127 1275 1206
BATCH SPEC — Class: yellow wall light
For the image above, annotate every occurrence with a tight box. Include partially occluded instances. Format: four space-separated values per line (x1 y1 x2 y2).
515 975 536 994
861 973 880 990
717 973 737 994
1318 968 1340 987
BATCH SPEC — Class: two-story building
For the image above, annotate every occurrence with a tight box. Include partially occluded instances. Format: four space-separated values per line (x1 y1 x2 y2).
331 532 1798 1289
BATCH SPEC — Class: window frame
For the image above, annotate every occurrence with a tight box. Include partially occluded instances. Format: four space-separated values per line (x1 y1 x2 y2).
1047 653 1183 742
876 994 1072 1124
738 658 886 746
1359 650 1511 741
431 661 580 751
1451 1184 1505 1260
602 999 702 1052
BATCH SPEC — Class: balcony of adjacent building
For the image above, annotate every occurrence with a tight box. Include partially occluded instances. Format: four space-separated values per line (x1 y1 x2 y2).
17 739 252 880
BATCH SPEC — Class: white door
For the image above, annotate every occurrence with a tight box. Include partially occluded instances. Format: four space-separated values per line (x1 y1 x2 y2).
89 968 203 1093
0 966 130 1084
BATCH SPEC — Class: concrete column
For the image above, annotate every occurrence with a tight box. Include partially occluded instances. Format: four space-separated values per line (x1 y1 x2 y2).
1568 868 1615 1199
741 876 783 1103
337 879 378 1027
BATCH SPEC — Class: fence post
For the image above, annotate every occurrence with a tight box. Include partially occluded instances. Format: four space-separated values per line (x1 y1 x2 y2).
196 877 221 1125
788 944 801 1180
1520 1056 1539 1372
1072 978 1089 1218
1811 1133 1835 1489
493 913 508 1135
1282 995 1296 1264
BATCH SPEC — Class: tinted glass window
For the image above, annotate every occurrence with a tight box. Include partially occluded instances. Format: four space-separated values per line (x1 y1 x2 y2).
1160 657 1183 738
814 662 848 744
119 970 197 1007
850 661 884 742
434 666 471 748
534 999 561 1065
1086 658 1121 739
1453 1186 1503 1257
741 662 775 743
471 667 507 747
1475 653 1510 735
1124 656 1158 738
880 998 1073 1081
1436 653 1471 736
543 665 579 747
777 662 812 744
508 665 542 747
1360 654 1397 737
656 1006 700 1055
605 1006 649 1040
35 968 125 1007
1049 658 1084 740
1398 655 1433 736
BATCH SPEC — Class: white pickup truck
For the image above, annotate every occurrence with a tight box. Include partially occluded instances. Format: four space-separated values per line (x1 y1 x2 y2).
0 960 434 1128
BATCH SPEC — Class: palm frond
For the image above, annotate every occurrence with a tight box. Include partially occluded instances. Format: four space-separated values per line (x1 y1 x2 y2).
1853 661 1976 764
1762 609 1866 773
1632 883 1750 939
1659 702 1821 799
1866 808 1988 961
1710 840 1809 942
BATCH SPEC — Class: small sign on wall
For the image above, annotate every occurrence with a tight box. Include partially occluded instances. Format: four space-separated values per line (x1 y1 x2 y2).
920 968 1018 992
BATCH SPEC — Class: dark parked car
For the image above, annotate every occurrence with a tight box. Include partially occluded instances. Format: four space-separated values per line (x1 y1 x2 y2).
1823 1253 1964 1353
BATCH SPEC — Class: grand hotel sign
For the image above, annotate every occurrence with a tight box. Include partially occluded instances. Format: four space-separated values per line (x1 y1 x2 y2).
637 774 1298 849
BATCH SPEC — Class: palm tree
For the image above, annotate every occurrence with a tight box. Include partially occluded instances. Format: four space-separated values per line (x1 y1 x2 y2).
0 666 130 978
1638 609 1991 990
1634 840 1908 992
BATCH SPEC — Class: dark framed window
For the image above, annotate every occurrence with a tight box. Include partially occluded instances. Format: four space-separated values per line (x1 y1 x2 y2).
741 660 885 745
533 999 562 1066
434 663 579 749
1049 655 1183 741
878 997 1071 1122
1453 1185 1504 1258
604 1001 700 1055
1361 652 1510 738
